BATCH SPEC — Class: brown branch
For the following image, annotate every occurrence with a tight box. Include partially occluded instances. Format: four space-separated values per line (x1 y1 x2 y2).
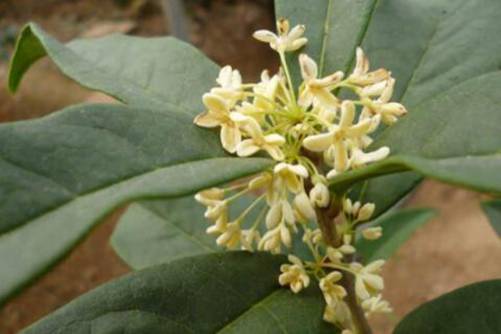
315 200 372 334
341 270 373 334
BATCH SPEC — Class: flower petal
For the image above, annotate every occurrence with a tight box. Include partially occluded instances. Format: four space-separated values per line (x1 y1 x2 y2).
236 139 260 157
303 132 333 152
220 124 241 153
193 112 221 128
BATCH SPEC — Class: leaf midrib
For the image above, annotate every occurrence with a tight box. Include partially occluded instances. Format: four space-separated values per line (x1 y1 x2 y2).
0 157 246 235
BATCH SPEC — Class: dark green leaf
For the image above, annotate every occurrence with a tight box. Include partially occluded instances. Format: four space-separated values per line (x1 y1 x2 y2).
8 23 218 113
0 103 271 304
357 209 435 263
481 200 501 237
395 280 501 334
23 252 335 334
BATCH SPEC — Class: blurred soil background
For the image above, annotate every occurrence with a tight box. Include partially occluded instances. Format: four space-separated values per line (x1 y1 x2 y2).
0 1 499 333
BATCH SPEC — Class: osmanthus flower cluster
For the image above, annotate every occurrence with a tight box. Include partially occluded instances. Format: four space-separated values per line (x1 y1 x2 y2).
194 19 405 332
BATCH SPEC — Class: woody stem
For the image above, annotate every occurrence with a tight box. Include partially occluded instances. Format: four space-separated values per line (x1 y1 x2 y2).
315 198 372 334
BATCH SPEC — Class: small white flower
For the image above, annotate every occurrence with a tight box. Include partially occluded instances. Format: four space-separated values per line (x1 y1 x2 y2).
211 65 243 104
241 229 261 251
361 226 383 240
279 255 310 293
302 228 323 245
350 146 390 169
293 192 317 221
236 119 286 160
357 202 376 222
216 221 241 249
266 199 295 229
253 70 283 110
351 260 385 300
303 100 374 173
258 227 282 254
206 214 228 235
326 247 343 263
248 172 273 190
273 162 309 194
194 93 244 153
361 294 392 317
253 19 307 53
298 54 343 110
360 78 408 125
348 47 391 86
319 271 347 306
194 188 224 206
323 300 351 326
309 181 330 208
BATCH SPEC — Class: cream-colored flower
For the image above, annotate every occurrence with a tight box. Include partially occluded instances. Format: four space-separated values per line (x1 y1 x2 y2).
258 227 282 254
274 162 309 194
298 54 343 110
343 199 375 222
248 172 273 190
206 213 228 235
323 300 351 326
194 188 224 206
216 221 241 249
241 229 261 251
302 228 323 245
253 70 283 110
351 260 385 300
236 118 286 160
319 271 347 306
261 217 295 250
293 192 316 221
361 294 392 317
211 65 243 104
253 19 307 53
194 93 244 153
350 146 390 169
303 100 373 173
195 188 228 222
348 47 391 86
361 226 383 240
360 78 408 125
357 202 375 222
266 198 295 229
279 255 310 293
326 246 344 263
309 181 330 208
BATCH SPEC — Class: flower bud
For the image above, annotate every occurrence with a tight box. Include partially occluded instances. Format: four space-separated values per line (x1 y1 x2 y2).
357 203 375 221
362 226 383 240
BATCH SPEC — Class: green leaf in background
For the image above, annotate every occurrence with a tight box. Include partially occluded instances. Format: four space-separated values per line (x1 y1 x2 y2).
0 103 271 305
112 195 310 270
481 200 501 237
111 196 227 270
395 280 501 333
8 23 218 113
357 209 435 263
22 252 335 334
278 0 501 215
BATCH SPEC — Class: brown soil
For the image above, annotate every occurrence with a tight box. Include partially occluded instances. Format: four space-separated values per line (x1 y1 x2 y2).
0 1 499 333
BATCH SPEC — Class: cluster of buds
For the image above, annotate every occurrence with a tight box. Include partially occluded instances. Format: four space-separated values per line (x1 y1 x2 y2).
194 18 404 332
